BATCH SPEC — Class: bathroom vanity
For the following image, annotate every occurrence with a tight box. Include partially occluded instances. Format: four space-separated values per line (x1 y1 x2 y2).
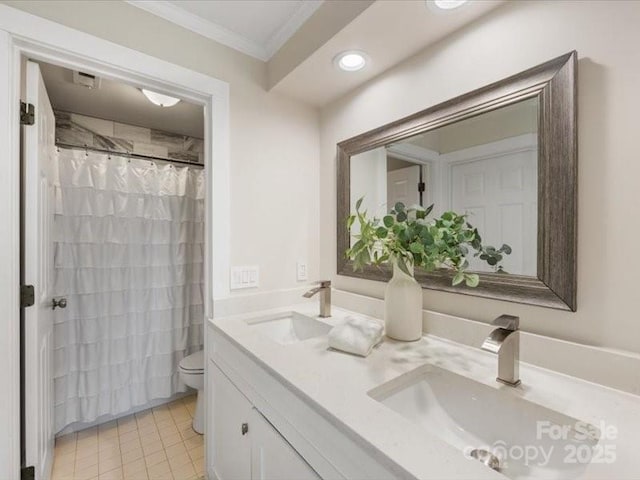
206 303 640 480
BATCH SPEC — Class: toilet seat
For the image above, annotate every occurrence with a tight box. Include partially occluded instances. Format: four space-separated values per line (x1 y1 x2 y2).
179 350 204 373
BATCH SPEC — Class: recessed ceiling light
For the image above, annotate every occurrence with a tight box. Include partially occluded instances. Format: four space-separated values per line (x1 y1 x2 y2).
334 51 368 72
431 0 469 10
141 89 181 107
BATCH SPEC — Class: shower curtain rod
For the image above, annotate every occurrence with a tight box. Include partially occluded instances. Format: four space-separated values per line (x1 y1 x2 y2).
56 143 205 169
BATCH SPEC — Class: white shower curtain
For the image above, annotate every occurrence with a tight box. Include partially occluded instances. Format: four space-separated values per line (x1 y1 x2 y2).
52 148 205 432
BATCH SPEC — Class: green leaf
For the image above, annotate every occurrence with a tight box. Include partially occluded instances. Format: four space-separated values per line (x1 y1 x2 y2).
409 242 424 254
501 244 512 254
452 271 465 286
394 202 405 212
397 211 407 222
425 204 434 216
375 226 388 238
487 257 498 266
355 197 363 211
465 273 480 288
347 215 355 229
383 215 394 228
396 257 412 276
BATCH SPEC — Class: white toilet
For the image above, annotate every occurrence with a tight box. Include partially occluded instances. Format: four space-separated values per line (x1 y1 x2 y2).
179 349 205 434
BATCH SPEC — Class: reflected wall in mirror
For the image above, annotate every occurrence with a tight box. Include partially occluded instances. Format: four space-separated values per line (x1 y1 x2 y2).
338 52 577 311
350 98 538 277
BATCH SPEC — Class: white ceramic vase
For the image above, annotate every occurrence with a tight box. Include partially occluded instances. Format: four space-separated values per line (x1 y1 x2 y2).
384 258 423 341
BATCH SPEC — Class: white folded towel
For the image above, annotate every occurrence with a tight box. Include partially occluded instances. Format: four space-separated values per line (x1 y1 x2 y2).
328 316 384 357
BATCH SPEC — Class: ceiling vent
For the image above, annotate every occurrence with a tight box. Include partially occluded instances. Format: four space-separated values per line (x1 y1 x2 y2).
72 71 101 89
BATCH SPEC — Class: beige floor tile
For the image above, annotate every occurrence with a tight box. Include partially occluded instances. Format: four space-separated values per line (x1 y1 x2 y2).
164 442 187 460
98 438 120 453
54 450 76 468
156 418 177 432
99 445 121 462
98 466 123 480
98 455 122 474
53 397 200 480
124 470 148 480
76 443 99 462
177 424 197 441
187 445 203 463
118 430 140 445
193 459 204 475
161 433 182 449
170 461 195 479
147 460 173 480
122 458 146 477
141 439 164 456
140 430 160 447
119 436 142 451
51 468 74 480
74 463 99 480
120 446 144 466
183 435 202 451
144 448 167 468
75 452 99 472
98 427 119 440
167 452 192 471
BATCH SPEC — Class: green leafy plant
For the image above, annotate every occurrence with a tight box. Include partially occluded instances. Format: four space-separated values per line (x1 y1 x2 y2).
346 198 511 287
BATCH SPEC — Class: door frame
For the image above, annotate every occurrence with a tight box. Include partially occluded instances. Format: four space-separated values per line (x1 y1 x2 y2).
0 5 231 479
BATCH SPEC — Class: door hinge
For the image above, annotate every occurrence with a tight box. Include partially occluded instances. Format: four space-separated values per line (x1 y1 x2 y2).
418 181 426 193
20 101 35 126
21 465 35 480
241 422 249 435
20 285 35 308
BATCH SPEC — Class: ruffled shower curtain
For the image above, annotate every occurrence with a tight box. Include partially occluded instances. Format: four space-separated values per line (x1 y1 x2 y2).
52 148 204 432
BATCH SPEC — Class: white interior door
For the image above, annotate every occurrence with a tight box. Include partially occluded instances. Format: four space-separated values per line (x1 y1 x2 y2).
450 149 537 275
387 165 421 211
24 60 56 480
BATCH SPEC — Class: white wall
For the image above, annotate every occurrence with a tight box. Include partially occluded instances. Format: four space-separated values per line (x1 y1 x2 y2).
3 0 320 297
320 0 640 354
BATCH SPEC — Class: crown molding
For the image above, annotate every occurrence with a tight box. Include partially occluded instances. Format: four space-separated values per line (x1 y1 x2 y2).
126 0 322 62
264 0 323 59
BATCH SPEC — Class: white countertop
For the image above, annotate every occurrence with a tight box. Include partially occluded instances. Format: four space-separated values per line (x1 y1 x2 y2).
209 303 640 480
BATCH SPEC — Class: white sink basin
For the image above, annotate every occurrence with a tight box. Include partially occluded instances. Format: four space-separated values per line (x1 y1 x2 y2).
245 311 331 345
369 364 599 479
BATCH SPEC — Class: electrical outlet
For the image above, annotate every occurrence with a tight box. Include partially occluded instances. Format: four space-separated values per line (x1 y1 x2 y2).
230 266 259 290
296 261 308 281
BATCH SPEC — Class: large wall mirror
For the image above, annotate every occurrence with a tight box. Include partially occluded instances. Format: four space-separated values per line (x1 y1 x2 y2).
337 52 577 311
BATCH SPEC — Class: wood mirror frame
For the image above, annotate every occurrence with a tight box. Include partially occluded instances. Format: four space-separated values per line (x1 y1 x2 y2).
336 52 577 311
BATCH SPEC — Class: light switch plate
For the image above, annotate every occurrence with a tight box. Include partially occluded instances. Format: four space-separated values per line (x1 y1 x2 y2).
296 261 308 281
230 266 259 290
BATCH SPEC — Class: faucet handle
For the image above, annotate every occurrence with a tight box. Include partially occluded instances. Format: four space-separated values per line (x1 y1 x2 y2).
492 314 519 331
319 280 331 288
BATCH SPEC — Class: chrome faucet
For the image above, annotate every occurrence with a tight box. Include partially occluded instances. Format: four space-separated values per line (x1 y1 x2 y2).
303 280 331 318
481 314 521 386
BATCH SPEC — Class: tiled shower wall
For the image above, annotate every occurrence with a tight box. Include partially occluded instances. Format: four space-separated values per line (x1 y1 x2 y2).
54 110 204 164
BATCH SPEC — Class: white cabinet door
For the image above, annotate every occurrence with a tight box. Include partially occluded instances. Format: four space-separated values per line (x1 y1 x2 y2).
210 362 253 480
250 408 320 480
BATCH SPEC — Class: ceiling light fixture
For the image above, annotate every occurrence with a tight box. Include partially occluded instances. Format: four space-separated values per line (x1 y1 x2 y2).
334 51 368 72
141 89 181 107
431 0 469 10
